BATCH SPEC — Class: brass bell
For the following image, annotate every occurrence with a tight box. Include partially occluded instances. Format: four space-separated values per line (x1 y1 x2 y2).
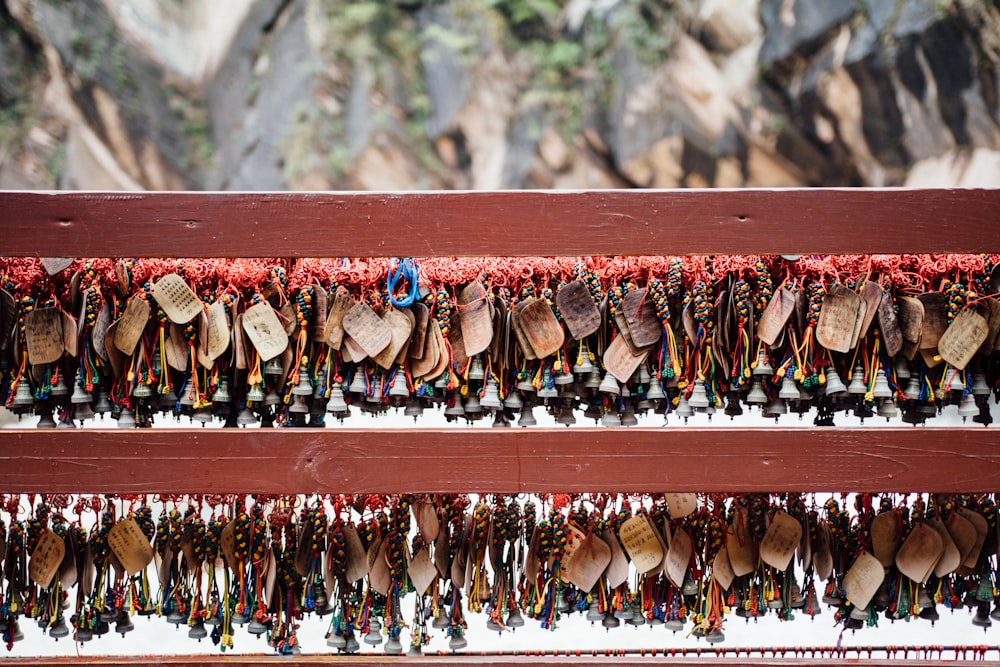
364 627 383 645
573 355 595 376
536 369 557 399
764 398 787 420
289 394 310 414
877 399 898 421
344 634 360 653
444 392 465 418
664 618 683 632
75 626 93 643
973 601 992 629
117 408 136 429
705 628 725 643
57 415 76 428
12 379 34 406
620 404 638 427
602 613 620 629
505 608 524 628
264 389 281 406
486 617 503 633
516 378 535 393
133 382 153 399
849 605 869 621
503 390 522 410
903 376 921 401
746 377 768 404
407 642 423 656
627 606 645 626
554 366 574 386
556 407 576 426
179 384 196 407
584 370 602 389
326 632 347 649
431 614 450 630
517 406 536 427
166 609 187 626
93 390 112 416
646 380 665 401
601 410 621 428
448 634 467 651
404 399 423 421
492 410 511 428
116 613 134 636
158 389 178 412
70 374 92 404
894 357 911 380
464 394 482 415
192 406 214 423
247 619 268 635
264 358 283 376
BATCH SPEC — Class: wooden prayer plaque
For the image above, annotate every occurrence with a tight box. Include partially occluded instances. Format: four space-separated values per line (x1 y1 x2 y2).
556 280 601 340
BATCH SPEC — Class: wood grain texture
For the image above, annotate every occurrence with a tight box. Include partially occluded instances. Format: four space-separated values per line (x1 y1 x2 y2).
6 656 993 666
2 189 999 257
1 427 997 494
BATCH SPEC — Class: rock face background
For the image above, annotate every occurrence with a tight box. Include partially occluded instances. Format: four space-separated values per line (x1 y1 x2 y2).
1 0 999 191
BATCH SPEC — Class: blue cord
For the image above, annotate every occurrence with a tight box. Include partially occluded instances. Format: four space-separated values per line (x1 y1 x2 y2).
387 257 419 308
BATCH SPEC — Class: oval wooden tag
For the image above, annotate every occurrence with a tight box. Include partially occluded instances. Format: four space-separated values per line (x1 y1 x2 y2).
25 308 65 364
152 274 203 324
342 302 391 358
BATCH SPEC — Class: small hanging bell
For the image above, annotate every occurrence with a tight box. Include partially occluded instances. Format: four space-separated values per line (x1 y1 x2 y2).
752 348 774 376
93 390 112 416
536 380 558 401
263 389 281 406
637 363 651 385
348 370 367 395
492 410 511 427
894 357 911 380
620 403 638 426
247 619 268 636
448 634 467 651
117 408 136 428
384 635 404 654
486 617 503 633
746 378 768 404
574 354 595 376
264 358 283 376
70 374 92 404
849 605 868 621
598 372 620 395
179 384 196 406
407 642 423 656
36 410 57 429
601 410 621 428
688 381 709 409
871 368 892 398
480 380 502 409
158 389 178 412
847 364 867 395
958 393 978 421
192 406 214 423
49 619 70 639
444 392 465 419
75 626 93 643
237 407 257 426
903 376 921 401
971 371 990 396
764 398 787 419
517 406 536 427
404 398 423 421
503 390 522 410
212 379 232 404
584 370 602 389
327 632 347 648
132 382 153 399
327 386 348 415
664 618 683 632
674 396 694 421
505 608 524 628
464 394 482 414
705 628 725 643
246 382 266 403
877 399 898 420
468 356 485 381
556 407 576 426
602 613 621 629
647 380 665 400
778 378 799 400
824 368 847 395
363 626 383 645
344 634 361 653
11 379 34 407
949 370 966 392
50 373 69 396
973 602 992 629
388 372 410 405
586 603 604 623
431 614 450 630
554 365 575 386
291 363 312 396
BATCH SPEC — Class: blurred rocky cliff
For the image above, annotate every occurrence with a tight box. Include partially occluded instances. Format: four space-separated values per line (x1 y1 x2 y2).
1 0 999 190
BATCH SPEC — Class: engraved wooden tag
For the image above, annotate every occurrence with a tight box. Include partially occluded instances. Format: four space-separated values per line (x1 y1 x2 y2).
408 546 437 595
40 257 74 275
938 309 988 370
62 310 78 357
664 528 693 589
518 298 564 358
113 297 150 356
622 289 662 348
726 512 755 577
324 287 354 350
152 274 203 324
877 292 903 357
342 302 391 358
603 333 650 383
665 493 698 518
896 522 943 584
343 524 368 584
759 511 802 571
757 286 796 346
29 529 66 588
843 552 884 609
870 510 901 567
713 546 735 589
814 521 834 581
618 515 664 575
206 301 230 361
602 528 629 588
108 518 154 577
897 296 924 343
310 282 328 342
91 298 111 361
510 301 538 359
242 302 288 362
957 508 988 570
917 292 947 349
458 282 493 357
556 280 601 340
408 302 429 359
372 308 414 369
0 288 16 350
816 284 862 353
25 308 64 364
565 531 611 593
857 281 883 339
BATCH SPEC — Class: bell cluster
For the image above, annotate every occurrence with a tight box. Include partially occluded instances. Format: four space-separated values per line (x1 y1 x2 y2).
0 492 997 655
0 254 998 429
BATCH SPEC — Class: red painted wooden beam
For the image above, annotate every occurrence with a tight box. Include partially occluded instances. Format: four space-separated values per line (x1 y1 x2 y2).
0 427 996 494
2 189 998 257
